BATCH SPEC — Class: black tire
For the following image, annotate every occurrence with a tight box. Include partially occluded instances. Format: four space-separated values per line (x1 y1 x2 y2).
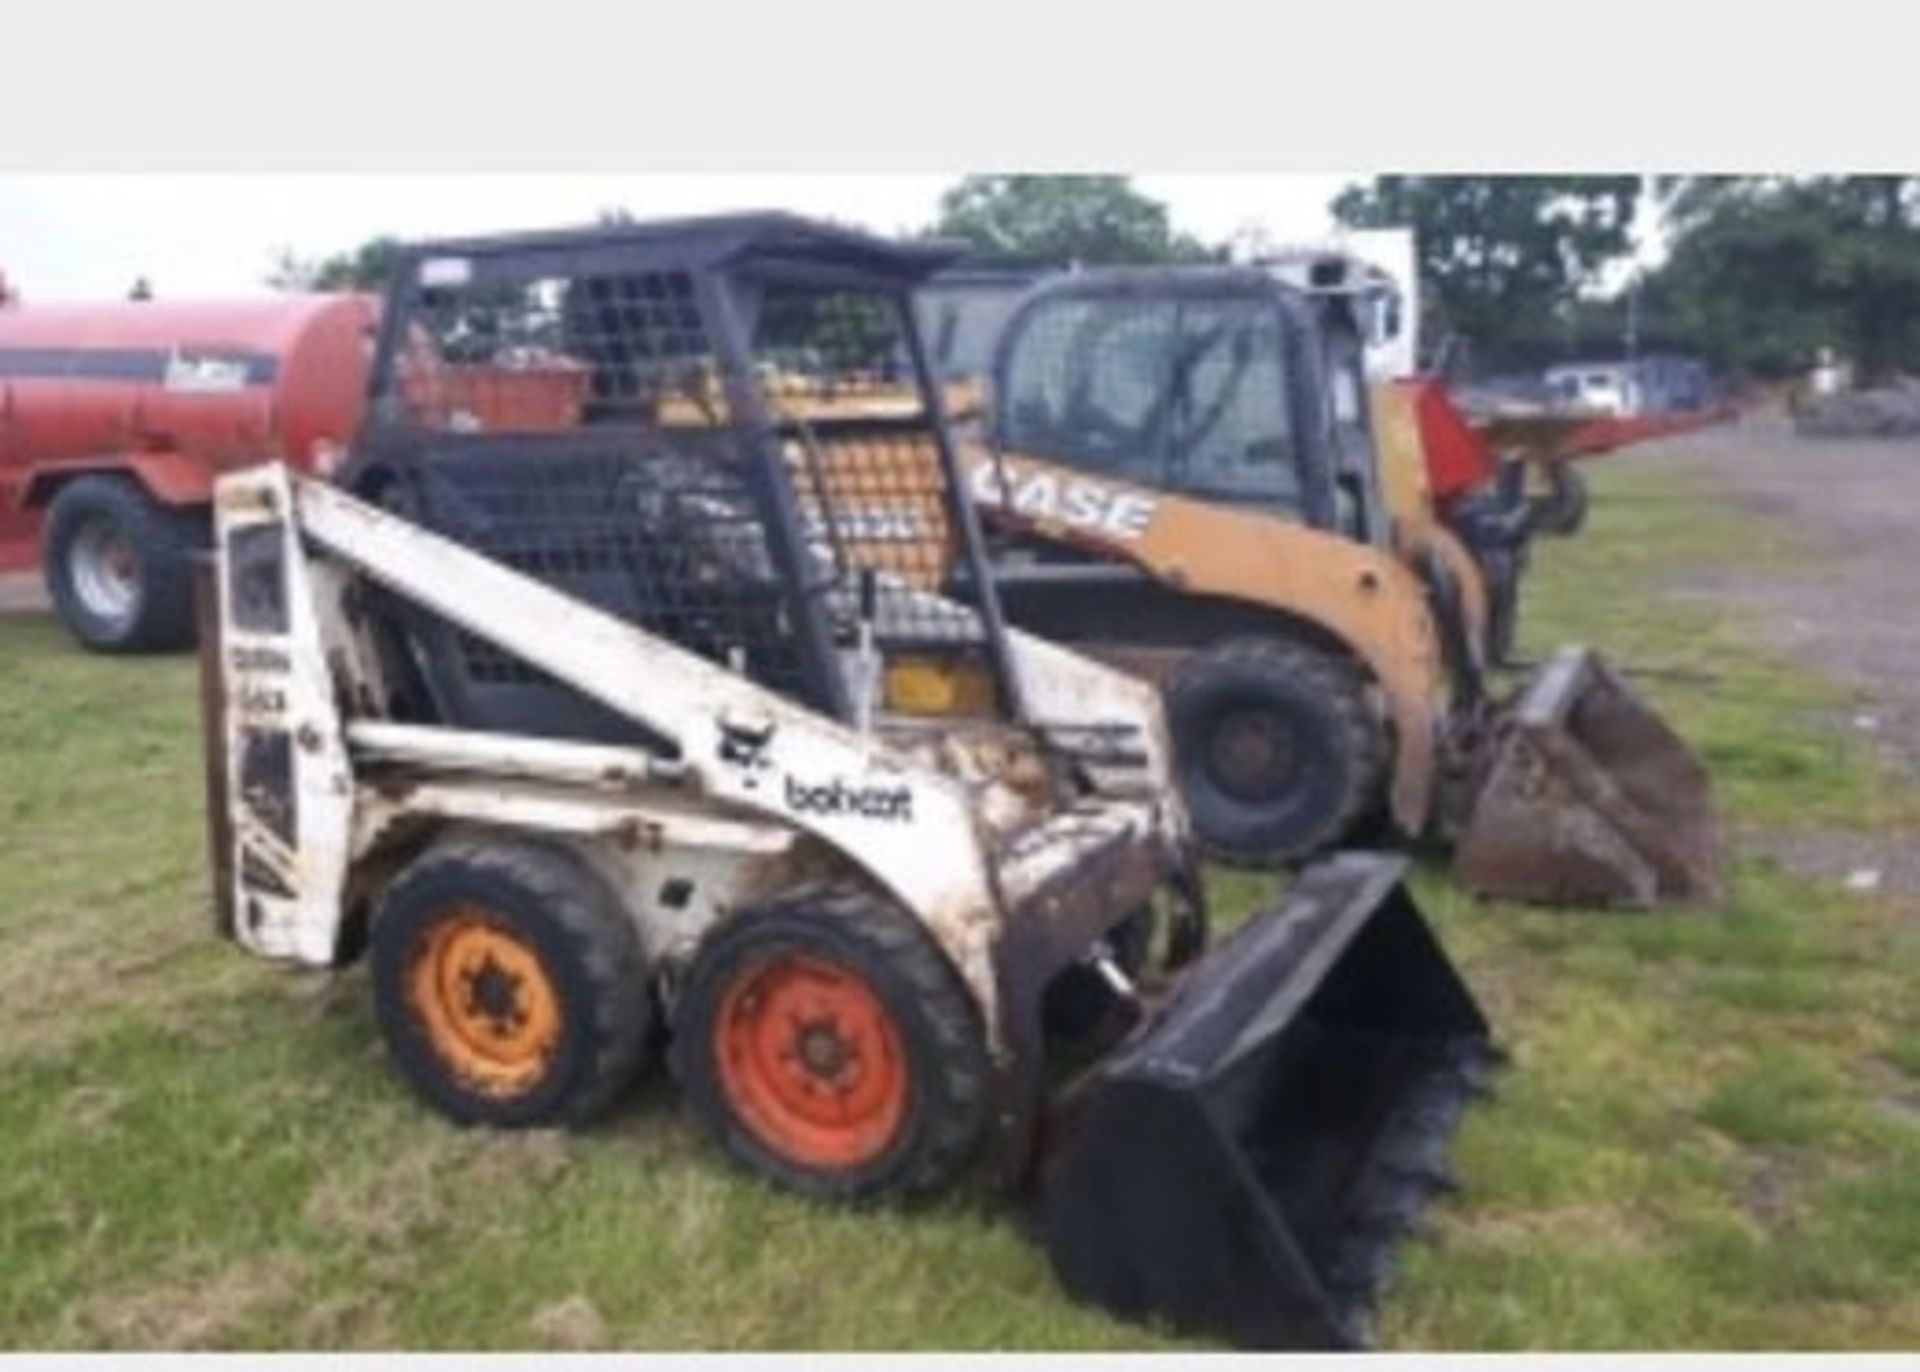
1529 460 1589 537
369 834 653 1128
669 883 990 1202
1164 636 1389 866
43 474 204 653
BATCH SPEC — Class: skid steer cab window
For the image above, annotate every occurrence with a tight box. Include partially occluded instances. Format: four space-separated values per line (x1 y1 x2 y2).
1166 298 1300 508
914 276 1031 385
1324 325 1379 540
997 291 1306 512
998 297 1178 486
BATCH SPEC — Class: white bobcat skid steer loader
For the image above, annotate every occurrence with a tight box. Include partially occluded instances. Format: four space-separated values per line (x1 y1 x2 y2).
196 215 1494 1349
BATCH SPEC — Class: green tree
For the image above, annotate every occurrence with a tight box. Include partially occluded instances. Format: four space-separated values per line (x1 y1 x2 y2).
267 236 405 292
1644 176 1920 379
1331 176 1641 369
932 175 1221 266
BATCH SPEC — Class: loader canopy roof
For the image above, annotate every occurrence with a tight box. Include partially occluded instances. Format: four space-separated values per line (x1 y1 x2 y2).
393 212 968 290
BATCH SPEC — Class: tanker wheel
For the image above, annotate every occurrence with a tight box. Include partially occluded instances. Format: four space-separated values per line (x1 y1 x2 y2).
43 474 204 653
670 883 990 1202
1528 459 1589 537
369 835 654 1128
1165 636 1389 866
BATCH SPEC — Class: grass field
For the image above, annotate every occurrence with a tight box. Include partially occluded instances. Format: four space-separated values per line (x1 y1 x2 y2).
4 459 1920 1349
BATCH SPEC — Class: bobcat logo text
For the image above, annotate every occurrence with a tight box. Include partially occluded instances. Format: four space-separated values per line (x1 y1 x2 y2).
784 775 914 823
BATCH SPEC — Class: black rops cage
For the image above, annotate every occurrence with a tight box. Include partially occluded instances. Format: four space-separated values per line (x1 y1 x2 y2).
346 213 1021 748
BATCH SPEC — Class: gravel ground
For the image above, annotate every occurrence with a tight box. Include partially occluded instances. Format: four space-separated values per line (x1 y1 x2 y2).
1616 405 1920 896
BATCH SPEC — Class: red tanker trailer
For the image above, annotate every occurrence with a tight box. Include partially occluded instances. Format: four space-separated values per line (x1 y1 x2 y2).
0 294 376 649
0 282 592 651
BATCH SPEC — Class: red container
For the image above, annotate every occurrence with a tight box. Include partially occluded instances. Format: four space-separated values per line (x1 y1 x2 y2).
0 293 378 566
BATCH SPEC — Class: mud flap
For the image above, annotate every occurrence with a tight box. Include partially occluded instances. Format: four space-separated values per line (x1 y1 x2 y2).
1454 647 1721 908
1038 853 1495 1350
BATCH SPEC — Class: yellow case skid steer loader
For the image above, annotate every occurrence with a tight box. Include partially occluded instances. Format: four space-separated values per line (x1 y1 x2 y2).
196 215 1495 1349
954 267 1721 908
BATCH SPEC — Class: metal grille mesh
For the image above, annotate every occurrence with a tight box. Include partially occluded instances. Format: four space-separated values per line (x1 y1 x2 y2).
384 258 991 722
750 278 987 652
418 431 809 699
398 268 713 431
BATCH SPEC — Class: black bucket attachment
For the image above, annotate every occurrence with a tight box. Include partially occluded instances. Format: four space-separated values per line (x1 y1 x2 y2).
1038 853 1496 1350
1454 646 1722 908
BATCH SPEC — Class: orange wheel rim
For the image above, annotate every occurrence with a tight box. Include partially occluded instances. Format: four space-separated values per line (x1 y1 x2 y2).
715 950 909 1169
407 903 563 1098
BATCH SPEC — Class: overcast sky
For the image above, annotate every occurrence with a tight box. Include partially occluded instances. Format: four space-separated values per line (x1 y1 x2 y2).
0 174 1362 302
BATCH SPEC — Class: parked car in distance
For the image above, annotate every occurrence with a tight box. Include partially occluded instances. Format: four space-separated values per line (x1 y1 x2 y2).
1545 363 1639 417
